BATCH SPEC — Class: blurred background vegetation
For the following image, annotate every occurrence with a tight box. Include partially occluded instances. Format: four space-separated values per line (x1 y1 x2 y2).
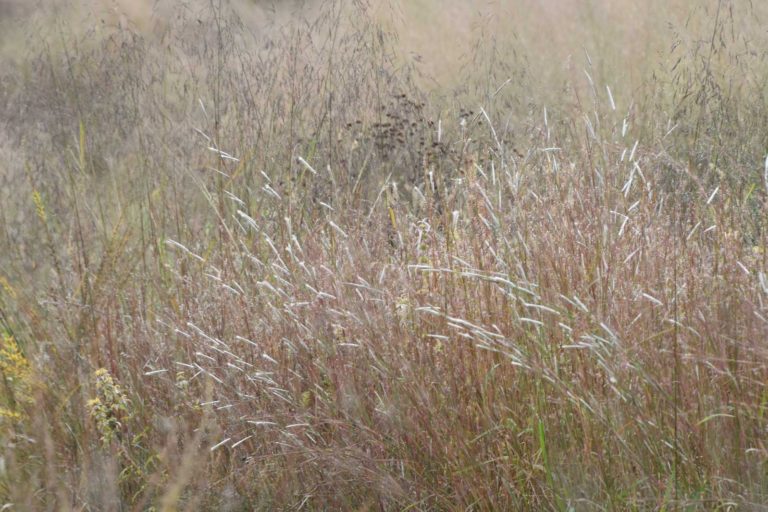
0 0 767 510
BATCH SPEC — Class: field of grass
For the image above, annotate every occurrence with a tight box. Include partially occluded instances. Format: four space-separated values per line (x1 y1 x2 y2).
1 0 768 509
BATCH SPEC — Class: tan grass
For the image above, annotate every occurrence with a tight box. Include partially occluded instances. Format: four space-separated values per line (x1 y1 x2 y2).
0 0 767 509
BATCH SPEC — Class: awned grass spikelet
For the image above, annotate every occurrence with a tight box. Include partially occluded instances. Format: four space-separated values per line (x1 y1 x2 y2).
31 190 46 225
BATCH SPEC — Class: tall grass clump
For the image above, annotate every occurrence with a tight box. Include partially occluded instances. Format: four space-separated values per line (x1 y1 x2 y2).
0 0 767 509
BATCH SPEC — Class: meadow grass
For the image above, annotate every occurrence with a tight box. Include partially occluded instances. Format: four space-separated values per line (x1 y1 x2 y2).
1 0 767 509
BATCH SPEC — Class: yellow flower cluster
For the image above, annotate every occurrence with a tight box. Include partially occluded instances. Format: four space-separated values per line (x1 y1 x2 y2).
0 334 34 425
88 368 132 446
0 275 16 299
